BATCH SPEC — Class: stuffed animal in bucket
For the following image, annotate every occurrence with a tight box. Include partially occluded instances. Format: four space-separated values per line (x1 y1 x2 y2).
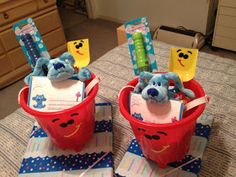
134 71 195 103
24 52 91 85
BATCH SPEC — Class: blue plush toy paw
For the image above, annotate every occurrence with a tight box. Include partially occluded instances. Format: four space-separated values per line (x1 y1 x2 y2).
166 72 195 99
181 88 195 99
24 57 49 85
77 67 92 82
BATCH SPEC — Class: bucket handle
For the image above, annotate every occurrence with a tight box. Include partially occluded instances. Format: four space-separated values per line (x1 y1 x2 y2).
18 86 29 104
184 95 210 112
117 85 135 100
85 76 100 96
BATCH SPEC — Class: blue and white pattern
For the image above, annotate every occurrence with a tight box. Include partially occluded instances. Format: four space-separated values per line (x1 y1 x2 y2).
169 155 201 174
95 120 112 133
131 113 143 121
115 115 213 177
19 152 113 173
195 123 211 139
19 103 113 177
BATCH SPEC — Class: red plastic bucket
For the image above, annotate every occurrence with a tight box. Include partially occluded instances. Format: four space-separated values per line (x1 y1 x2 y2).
19 74 98 151
118 78 206 168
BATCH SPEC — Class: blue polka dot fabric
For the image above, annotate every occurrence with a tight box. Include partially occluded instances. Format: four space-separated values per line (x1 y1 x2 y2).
127 139 144 157
96 102 112 106
195 123 211 139
95 120 112 133
169 155 201 174
19 152 113 173
30 125 47 138
19 103 113 176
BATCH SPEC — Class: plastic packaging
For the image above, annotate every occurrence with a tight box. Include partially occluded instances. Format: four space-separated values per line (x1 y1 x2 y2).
124 17 158 75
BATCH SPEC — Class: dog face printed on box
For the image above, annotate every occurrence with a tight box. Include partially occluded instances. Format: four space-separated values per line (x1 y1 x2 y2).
67 39 90 68
32 94 46 109
169 48 198 82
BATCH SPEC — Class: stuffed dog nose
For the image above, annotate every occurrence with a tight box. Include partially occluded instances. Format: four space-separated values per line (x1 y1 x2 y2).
53 62 65 70
147 88 159 97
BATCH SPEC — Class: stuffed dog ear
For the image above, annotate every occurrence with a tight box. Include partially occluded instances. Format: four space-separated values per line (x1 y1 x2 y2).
134 71 154 93
165 72 183 89
166 72 195 99
59 52 75 65
139 71 154 82
35 57 49 68
24 57 49 85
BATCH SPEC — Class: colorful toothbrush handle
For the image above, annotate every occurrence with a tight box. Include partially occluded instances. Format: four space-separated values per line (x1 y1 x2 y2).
20 33 41 67
132 32 150 73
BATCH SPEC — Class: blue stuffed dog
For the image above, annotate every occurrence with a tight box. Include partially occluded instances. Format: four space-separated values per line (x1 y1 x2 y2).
24 52 91 85
134 72 195 103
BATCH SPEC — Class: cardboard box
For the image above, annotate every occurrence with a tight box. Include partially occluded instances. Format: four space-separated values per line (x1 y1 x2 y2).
116 25 127 45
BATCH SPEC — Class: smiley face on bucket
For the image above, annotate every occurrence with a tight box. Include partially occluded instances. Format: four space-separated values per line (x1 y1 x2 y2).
136 126 193 168
137 128 170 154
52 112 81 138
